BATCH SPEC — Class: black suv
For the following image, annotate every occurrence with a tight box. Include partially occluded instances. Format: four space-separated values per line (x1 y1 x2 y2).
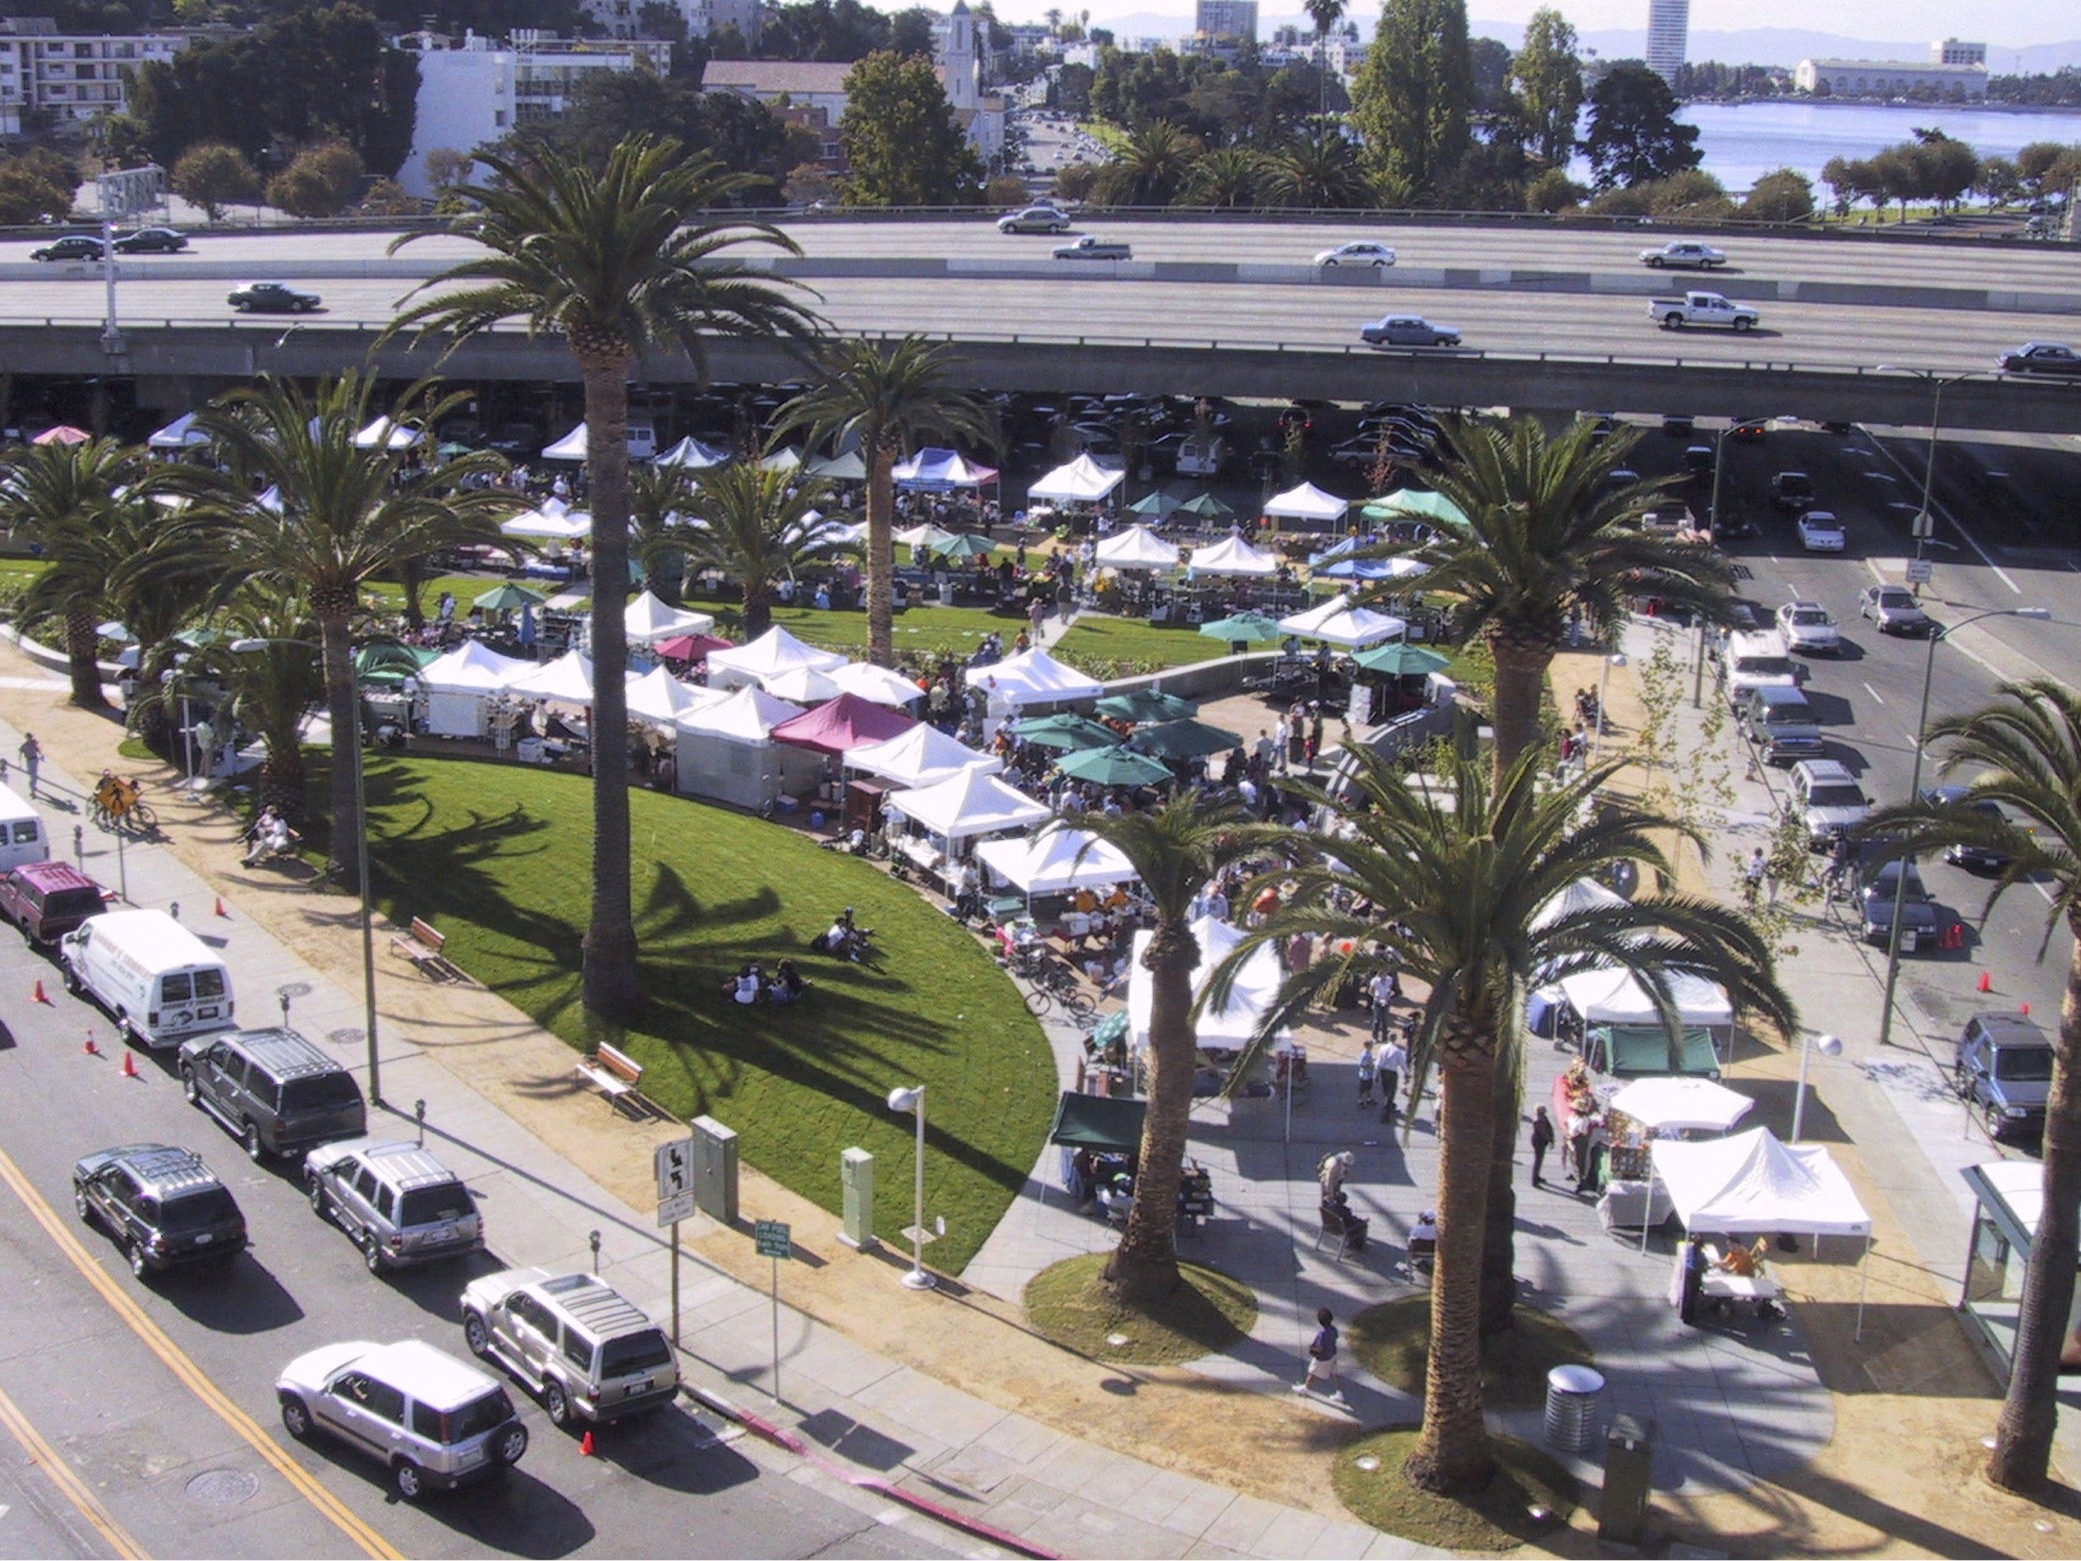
179 1027 367 1163
73 1144 247 1277
1954 1012 2055 1142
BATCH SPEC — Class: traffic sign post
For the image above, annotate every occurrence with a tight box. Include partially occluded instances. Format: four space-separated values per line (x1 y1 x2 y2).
94 165 163 356
657 1133 695 1346
754 1220 792 1402
1905 557 1934 585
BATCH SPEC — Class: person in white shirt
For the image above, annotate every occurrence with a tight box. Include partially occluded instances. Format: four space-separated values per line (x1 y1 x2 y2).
1377 1036 1408 1126
1368 970 1399 1041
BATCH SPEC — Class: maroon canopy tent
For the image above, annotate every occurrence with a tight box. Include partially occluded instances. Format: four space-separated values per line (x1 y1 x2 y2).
654 632 734 662
771 692 919 755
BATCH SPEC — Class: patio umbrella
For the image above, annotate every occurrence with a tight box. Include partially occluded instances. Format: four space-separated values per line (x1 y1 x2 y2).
1176 493 1234 521
1353 642 1451 677
933 532 996 561
1096 688 1199 724
474 582 547 612
1128 718 1243 760
1127 491 1181 519
437 441 475 458
1011 713 1119 751
654 632 734 662
1199 611 1284 644
1057 745 1174 788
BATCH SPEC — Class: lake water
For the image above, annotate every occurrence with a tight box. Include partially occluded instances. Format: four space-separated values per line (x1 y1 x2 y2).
1570 100 2081 196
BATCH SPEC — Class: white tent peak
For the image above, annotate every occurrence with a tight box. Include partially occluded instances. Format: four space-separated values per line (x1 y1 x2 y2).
706 626 848 688
884 766 1050 841
1093 524 1181 569
1264 482 1349 522
1189 532 1279 577
961 647 1105 701
675 683 802 739
849 723 1000 787
1029 454 1125 505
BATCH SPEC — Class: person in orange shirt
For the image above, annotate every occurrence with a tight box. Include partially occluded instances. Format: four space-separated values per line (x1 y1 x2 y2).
1252 884 1282 924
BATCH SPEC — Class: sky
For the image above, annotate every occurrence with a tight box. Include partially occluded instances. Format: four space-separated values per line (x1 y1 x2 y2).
979 0 2075 49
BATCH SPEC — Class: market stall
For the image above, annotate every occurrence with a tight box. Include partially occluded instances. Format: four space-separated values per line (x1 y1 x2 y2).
673 685 817 809
847 724 1000 789
883 766 1052 882
1276 595 1408 649
625 590 716 645
706 626 848 692
772 692 918 757
417 640 533 737
974 826 1138 899
1029 454 1125 507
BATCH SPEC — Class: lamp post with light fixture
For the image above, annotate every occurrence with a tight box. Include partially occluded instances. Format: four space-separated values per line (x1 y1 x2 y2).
885 1084 933 1290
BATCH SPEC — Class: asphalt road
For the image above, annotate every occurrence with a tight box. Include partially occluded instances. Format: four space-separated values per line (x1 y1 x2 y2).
0 954 951 1558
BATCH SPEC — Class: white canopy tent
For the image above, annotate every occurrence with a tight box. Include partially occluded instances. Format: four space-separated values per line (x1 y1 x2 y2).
625 665 721 726
896 522 958 549
1264 482 1349 524
706 626 847 691
884 766 1051 846
354 416 421 451
847 723 1000 788
654 435 730 469
1188 533 1280 577
418 641 533 737
1533 877 1630 929
961 648 1105 704
804 450 868 482
1608 1077 1755 1134
762 665 842 705
828 661 928 708
147 411 211 451
625 590 716 645
974 826 1138 897
506 650 594 707
1028 454 1124 505
500 498 592 541
1127 915 1284 1051
1277 595 1408 648
1093 525 1181 570
759 446 802 474
1557 966 1735 1029
672 686 818 810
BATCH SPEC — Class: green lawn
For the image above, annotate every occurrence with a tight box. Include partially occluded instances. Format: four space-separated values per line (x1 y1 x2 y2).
758 603 1014 661
1050 615 1228 677
355 756 1055 1273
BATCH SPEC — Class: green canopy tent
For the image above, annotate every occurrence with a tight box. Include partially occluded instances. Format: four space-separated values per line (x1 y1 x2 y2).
1049 1090 1147 1150
1056 745 1174 788
1175 493 1235 521
1127 490 1182 519
1585 1026 1722 1079
1353 642 1451 677
1199 611 1285 647
1096 688 1199 724
931 532 996 562
1127 718 1243 761
1361 489 1468 528
1012 713 1119 751
474 582 548 613
355 643 438 687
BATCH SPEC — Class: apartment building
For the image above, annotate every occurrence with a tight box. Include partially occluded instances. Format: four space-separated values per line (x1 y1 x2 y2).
0 18 186 136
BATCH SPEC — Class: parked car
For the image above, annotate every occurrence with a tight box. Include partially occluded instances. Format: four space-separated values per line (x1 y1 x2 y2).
1774 600 1840 655
29 235 104 262
1639 240 1727 269
227 281 321 313
1854 857 1943 951
1360 315 1461 348
1998 342 2081 377
461 1268 680 1426
305 1138 483 1274
0 861 107 946
1921 785 2012 870
1769 471 1816 513
1859 584 1934 636
275 1339 527 1500
997 207 1071 234
1789 759 1870 849
179 1026 367 1163
72 1143 247 1278
1953 1011 2054 1141
1720 627 1801 709
1314 241 1396 268
111 227 188 254
1796 511 1846 552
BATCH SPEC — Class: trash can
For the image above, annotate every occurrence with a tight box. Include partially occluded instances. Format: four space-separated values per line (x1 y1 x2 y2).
1599 1413 1655 1545
1542 1364 1605 1453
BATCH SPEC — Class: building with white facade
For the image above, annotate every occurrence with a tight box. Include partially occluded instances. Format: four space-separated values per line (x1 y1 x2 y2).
1644 0 1687 88
0 19 186 136
1193 0 1257 42
395 31 671 198
1794 40 1988 101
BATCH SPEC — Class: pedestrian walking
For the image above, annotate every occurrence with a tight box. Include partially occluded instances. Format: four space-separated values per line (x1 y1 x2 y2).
1574 1114 1609 1194
16 733 40 800
1355 1040 1377 1107
1741 847 1766 908
1293 1307 1342 1397
1377 1033 1407 1126
1027 595 1047 640
1529 1106 1555 1188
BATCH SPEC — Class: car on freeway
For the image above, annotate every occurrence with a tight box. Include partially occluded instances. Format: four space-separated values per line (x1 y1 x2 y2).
997 206 1071 234
1051 235 1130 260
30 234 104 262
1953 1012 2054 1142
1661 413 1696 437
461 1268 680 1426
1728 416 1769 442
1998 342 2081 377
1775 600 1840 654
1921 785 2013 871
1769 470 1816 513
1639 240 1727 269
111 226 188 254
1790 759 1871 849
1859 584 1935 636
1360 314 1461 348
1314 240 1396 268
227 280 321 313
1796 510 1845 552
73 1143 247 1278
275 1339 528 1500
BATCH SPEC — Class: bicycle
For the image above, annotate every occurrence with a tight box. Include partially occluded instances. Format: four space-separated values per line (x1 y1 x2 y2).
90 776 157 833
1024 962 1096 1020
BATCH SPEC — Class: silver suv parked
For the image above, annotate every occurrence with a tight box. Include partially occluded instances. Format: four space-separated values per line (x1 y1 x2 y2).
461 1268 680 1426
276 1339 527 1500
179 1027 366 1163
304 1138 482 1274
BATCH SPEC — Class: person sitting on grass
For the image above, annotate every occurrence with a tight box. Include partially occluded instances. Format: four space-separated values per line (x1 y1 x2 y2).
767 960 806 1005
723 963 763 1004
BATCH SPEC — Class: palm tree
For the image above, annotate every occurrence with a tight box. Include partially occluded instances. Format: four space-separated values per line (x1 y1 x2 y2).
777 336 993 669
1070 796 1254 1301
680 460 848 640
1224 747 1792 1493
103 489 237 757
386 134 818 1020
1266 123 1373 209
154 374 511 893
1304 0 1347 119
159 585 325 822
1869 678 2081 1493
629 462 701 605
0 436 143 708
1093 121 1203 206
1182 147 1268 210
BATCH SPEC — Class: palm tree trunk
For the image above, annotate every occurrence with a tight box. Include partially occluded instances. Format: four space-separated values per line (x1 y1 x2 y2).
865 449 896 668
577 358 642 1023
64 606 108 710
1988 937 2081 1491
1106 927 1195 1301
1406 1043 1498 1495
1487 640 1552 780
259 738 307 825
317 606 361 890
743 584 773 642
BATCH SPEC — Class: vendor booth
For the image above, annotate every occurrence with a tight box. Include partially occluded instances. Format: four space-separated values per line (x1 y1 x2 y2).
974 826 1138 900
1263 482 1349 529
625 665 718 726
827 662 927 709
418 641 532 737
707 626 847 691
847 724 999 789
1276 595 1407 649
1126 915 1283 1053
883 767 1052 883
625 590 716 645
962 648 1106 707
354 417 422 451
673 686 817 809
147 411 212 452
1029 455 1125 507
1092 525 1181 570
1187 533 1279 577
772 693 917 757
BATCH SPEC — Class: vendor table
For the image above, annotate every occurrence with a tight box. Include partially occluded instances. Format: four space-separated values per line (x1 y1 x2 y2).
1597 1179 1675 1232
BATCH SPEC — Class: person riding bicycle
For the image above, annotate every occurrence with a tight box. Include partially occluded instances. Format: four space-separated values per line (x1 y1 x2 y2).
94 770 140 819
1822 833 1855 900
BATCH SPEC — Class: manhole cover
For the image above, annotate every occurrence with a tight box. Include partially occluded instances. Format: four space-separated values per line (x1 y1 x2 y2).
185 1468 259 1507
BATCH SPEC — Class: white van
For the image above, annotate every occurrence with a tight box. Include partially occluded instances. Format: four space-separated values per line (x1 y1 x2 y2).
0 790 50 871
1720 628 1800 710
60 909 235 1049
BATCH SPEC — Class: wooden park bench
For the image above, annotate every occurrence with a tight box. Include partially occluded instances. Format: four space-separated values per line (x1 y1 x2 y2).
389 916 465 984
574 1042 647 1118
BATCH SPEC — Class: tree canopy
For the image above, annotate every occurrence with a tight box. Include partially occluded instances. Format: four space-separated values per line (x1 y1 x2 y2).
1512 7 1583 166
1349 0 1473 200
1580 61 1701 191
838 50 985 206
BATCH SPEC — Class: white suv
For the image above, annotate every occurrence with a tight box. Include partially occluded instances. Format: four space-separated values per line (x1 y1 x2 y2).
1790 759 1871 849
461 1268 680 1426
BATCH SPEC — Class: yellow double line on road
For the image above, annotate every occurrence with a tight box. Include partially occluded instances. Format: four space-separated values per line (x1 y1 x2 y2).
0 1145 401 1560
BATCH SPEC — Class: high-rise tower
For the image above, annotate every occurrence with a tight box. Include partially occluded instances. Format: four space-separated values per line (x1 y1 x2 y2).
1645 0 1688 87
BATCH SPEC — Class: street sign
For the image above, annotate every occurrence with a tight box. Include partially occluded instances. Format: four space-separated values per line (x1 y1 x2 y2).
1905 557 1934 584
655 1138 692 1201
96 165 164 218
657 1189 696 1227
1911 510 1935 540
754 1219 793 1260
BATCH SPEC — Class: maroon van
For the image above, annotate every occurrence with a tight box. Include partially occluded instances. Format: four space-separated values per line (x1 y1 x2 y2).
0 861 108 946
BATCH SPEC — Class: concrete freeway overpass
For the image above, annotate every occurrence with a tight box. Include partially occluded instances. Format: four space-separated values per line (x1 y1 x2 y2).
3 217 2078 434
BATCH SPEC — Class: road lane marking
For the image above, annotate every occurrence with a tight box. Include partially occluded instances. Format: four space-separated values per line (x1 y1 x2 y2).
0 1383 143 1559
0 1147 401 1561
1863 683 1885 705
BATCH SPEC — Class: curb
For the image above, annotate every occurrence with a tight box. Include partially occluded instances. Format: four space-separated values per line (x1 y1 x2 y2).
687 1384 1063 1560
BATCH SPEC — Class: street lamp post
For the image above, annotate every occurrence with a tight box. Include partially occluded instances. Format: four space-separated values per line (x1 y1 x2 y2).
1875 606 2051 1049
232 637 382 1105
885 1085 934 1290
1791 1033 1842 1143
1874 365 1990 595
1593 650 1626 755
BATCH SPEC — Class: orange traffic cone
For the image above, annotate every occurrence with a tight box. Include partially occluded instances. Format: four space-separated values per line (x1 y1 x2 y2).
83 1030 98 1056
32 978 47 1004
214 897 229 919
121 1050 138 1079
1978 971 1993 993
2022 1003 2032 1017
579 1431 596 1457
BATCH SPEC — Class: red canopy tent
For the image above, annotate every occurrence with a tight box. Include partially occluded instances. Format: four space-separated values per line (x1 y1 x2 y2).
33 425 91 446
771 692 918 755
654 632 734 662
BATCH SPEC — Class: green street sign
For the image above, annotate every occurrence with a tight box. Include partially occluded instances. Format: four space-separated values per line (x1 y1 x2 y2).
754 1219 793 1260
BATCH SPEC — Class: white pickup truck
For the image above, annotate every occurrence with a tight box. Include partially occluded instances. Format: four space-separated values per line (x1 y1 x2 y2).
1649 291 1759 332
